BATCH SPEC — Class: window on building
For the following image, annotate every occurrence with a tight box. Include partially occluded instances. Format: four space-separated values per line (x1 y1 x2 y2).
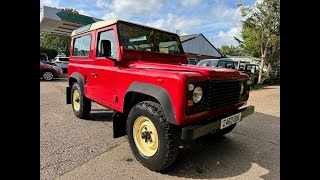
73 35 91 57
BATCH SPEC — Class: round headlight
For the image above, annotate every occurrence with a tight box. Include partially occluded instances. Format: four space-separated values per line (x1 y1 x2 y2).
240 83 245 95
193 86 203 103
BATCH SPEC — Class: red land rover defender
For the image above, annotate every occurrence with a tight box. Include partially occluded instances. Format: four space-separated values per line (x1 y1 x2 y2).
66 19 254 171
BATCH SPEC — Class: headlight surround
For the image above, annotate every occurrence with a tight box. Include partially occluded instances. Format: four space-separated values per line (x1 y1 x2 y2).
192 86 203 103
240 83 245 95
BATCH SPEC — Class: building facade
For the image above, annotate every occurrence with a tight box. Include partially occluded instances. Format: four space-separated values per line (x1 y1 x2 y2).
180 34 221 64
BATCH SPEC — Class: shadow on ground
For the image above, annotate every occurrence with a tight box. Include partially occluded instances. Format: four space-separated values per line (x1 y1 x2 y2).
88 109 114 122
40 78 68 82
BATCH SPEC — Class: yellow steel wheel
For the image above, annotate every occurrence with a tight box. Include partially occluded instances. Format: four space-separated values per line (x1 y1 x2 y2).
73 89 80 111
133 116 159 157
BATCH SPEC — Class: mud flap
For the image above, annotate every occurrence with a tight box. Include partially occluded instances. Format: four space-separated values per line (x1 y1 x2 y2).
112 111 127 138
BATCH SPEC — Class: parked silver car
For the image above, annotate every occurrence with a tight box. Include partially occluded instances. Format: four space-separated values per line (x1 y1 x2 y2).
197 58 238 69
52 57 69 73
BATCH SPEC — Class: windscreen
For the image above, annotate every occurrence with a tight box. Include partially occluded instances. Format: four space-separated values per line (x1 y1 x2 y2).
118 22 184 55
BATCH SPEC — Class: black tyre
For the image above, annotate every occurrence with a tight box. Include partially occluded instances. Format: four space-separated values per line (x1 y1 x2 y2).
71 83 91 119
215 124 236 136
126 101 179 171
42 71 54 81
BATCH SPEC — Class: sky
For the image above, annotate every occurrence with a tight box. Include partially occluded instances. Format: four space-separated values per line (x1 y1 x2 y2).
40 0 258 48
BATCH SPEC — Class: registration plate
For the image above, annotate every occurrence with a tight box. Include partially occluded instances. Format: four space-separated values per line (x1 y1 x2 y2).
220 113 242 129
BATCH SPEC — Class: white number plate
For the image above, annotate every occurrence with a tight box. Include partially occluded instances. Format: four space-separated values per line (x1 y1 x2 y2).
220 113 242 129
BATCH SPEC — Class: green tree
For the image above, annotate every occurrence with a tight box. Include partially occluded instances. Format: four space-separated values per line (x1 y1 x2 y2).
217 45 244 57
40 8 80 58
238 0 280 83
40 33 71 57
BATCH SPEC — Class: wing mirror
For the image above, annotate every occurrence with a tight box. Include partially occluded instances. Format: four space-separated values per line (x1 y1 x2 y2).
100 40 112 57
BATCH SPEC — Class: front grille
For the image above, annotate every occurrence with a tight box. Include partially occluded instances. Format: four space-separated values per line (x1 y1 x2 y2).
206 80 241 109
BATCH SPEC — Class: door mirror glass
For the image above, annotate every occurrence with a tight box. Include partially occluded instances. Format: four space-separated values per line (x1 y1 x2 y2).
100 40 112 57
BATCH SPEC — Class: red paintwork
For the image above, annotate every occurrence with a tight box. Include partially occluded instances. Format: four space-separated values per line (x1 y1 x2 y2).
68 23 250 125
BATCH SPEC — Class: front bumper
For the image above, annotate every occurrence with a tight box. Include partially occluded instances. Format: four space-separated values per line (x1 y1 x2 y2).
181 105 254 140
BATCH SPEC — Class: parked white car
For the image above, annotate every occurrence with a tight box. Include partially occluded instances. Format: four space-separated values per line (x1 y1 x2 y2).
52 57 69 72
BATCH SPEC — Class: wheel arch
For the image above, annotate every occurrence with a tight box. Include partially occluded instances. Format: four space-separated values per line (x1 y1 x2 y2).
66 72 85 104
69 72 84 90
123 82 177 125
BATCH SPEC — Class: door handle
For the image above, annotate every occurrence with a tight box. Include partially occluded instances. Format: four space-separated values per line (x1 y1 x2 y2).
91 73 98 77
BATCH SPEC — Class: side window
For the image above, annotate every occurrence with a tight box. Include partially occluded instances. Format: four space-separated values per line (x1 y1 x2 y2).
233 62 238 69
225 61 234 69
97 29 117 59
201 61 210 66
197 61 205 66
207 61 212 66
217 60 225 67
239 65 244 71
73 35 91 57
246 65 252 71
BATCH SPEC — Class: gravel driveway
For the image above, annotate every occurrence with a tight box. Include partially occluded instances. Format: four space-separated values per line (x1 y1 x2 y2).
40 78 280 180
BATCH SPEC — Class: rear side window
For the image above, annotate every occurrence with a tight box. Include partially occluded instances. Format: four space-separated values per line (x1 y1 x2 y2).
73 35 91 57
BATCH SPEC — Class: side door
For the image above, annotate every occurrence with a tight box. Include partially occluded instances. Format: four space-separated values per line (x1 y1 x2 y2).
71 34 95 98
92 26 119 106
